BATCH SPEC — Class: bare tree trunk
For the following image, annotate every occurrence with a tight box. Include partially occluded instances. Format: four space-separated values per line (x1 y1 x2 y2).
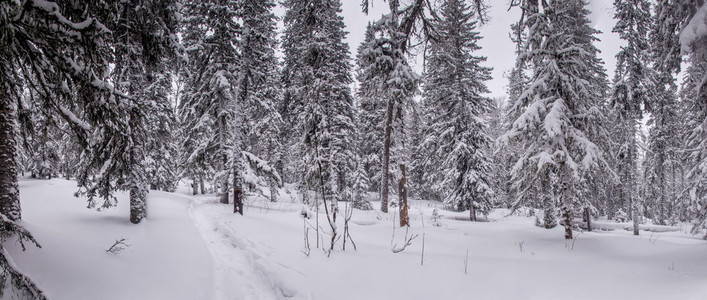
0 94 21 221
399 164 408 227
233 168 243 215
560 175 572 239
220 177 229 204
269 177 277 202
584 206 592 232
129 186 147 224
191 178 198 195
199 176 205 194
469 197 477 222
632 202 640 236
561 205 572 239
381 98 395 213
129 146 147 224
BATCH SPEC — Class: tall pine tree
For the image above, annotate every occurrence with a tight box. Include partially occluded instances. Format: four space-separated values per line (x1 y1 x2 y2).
179 0 241 204
282 0 357 249
421 0 493 221
238 0 283 202
678 2 707 235
506 0 609 239
610 0 653 233
644 0 689 225
358 0 427 212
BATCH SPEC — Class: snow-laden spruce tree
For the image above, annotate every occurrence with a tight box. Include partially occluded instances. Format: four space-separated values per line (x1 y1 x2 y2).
359 0 489 213
145 96 179 193
238 0 283 202
22 102 61 180
505 0 609 239
0 0 133 296
179 0 242 205
358 1 423 213
644 0 690 225
679 2 707 236
100 0 180 223
282 0 357 250
610 0 653 233
421 0 493 221
501 33 534 210
486 96 514 208
355 23 386 197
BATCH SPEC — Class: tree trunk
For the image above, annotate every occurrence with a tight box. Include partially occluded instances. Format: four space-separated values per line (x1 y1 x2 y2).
220 176 229 204
469 197 477 222
199 176 205 194
584 206 592 232
381 98 395 213
191 178 198 195
632 202 640 236
269 177 277 202
0 95 21 221
399 164 408 227
233 168 243 215
129 186 147 224
541 177 556 228
129 145 147 224
561 205 572 239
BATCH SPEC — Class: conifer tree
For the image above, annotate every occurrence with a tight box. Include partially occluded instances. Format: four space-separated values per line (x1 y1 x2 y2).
102 0 180 223
0 0 121 296
506 0 609 239
179 0 241 205
678 2 707 235
238 0 283 202
610 0 653 233
359 0 428 213
644 0 690 226
282 0 358 250
421 0 493 221
355 23 386 196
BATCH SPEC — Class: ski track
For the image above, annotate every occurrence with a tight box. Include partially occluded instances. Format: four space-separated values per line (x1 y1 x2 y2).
187 198 312 300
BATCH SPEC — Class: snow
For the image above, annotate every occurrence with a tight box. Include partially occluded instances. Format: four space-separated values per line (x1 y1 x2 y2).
681 3 707 54
6 178 213 300
6 178 707 299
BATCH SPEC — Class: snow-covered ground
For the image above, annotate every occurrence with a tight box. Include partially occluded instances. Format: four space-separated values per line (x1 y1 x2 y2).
6 178 707 299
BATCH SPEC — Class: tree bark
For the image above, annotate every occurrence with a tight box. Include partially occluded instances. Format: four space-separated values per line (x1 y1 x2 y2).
381 98 395 213
129 186 147 224
584 206 592 232
399 164 408 227
469 197 477 222
220 176 229 204
0 94 21 221
129 146 147 224
199 176 205 194
561 205 572 239
191 178 198 195
233 168 243 215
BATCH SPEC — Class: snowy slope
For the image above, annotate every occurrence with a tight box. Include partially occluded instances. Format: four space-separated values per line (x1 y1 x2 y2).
191 199 707 300
5 178 213 300
6 179 707 300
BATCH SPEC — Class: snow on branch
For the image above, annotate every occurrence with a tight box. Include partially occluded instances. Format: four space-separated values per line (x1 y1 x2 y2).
241 150 282 189
0 213 46 299
681 3 707 54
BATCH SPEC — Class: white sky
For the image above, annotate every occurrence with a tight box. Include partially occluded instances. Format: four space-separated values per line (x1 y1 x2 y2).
274 1 624 98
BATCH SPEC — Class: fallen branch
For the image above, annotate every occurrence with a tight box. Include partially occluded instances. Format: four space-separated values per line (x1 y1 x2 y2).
106 238 130 255
392 227 419 253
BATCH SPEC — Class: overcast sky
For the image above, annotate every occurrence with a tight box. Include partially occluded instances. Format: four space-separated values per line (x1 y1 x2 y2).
274 1 623 98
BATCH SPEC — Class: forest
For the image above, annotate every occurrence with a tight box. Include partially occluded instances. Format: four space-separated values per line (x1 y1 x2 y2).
1 0 707 298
